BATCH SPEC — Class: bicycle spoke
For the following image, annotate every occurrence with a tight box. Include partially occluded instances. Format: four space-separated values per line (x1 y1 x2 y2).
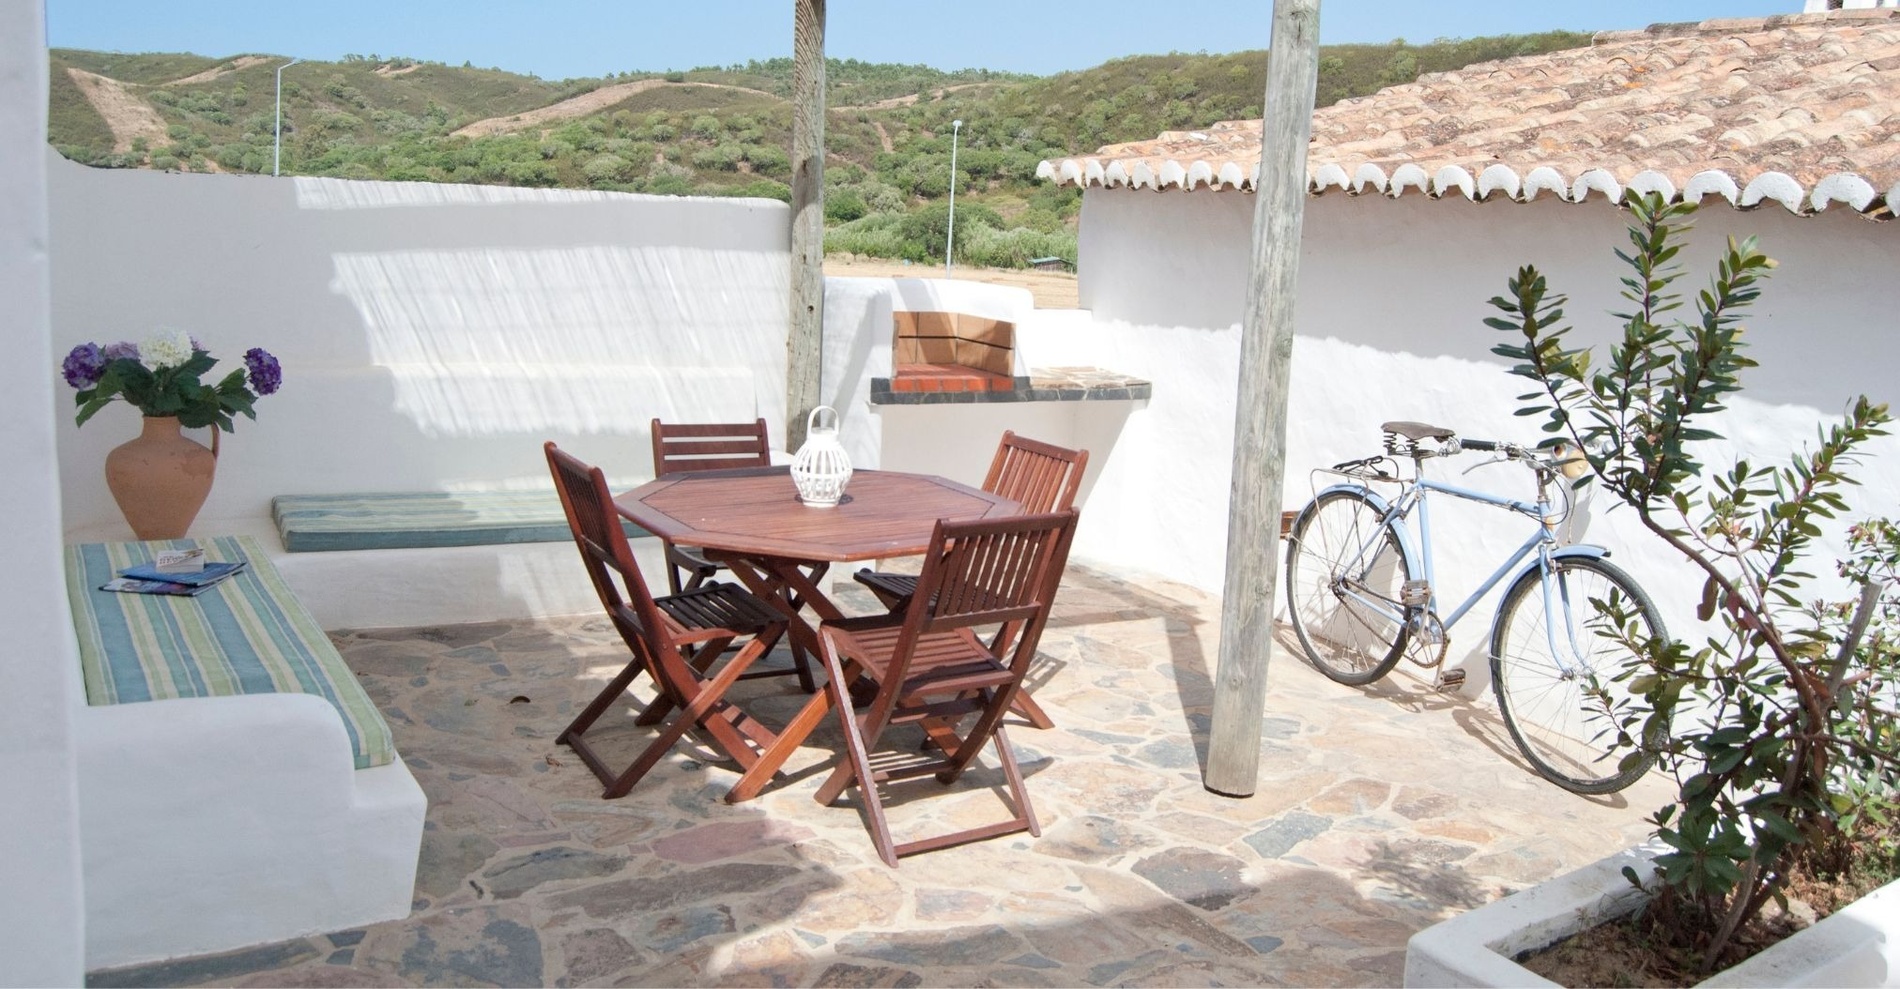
1287 491 1409 685
1492 557 1663 794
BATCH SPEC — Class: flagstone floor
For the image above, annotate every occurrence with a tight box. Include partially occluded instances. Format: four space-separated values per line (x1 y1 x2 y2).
88 565 1670 988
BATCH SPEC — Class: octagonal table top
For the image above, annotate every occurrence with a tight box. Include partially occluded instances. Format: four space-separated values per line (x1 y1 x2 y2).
615 466 1018 563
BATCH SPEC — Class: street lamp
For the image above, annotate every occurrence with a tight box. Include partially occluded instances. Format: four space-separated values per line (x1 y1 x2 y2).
944 119 962 273
274 57 300 177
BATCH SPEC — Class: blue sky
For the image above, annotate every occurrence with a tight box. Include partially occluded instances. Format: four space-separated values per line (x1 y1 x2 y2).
47 0 1799 79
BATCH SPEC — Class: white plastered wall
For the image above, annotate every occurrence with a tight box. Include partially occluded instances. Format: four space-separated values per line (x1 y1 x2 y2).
1066 186 1900 667
47 158 796 533
0 3 87 984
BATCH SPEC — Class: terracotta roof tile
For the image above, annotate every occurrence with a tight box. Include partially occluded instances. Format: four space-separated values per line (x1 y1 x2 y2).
1038 11 1900 216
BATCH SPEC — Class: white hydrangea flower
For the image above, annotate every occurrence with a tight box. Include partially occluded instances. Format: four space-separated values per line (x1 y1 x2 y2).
141 328 195 369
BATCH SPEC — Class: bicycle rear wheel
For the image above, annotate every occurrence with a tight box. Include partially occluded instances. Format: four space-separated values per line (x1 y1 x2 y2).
1285 489 1410 685
1490 556 1665 794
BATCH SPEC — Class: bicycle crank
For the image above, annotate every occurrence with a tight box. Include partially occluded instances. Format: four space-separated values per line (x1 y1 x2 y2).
1405 611 1448 669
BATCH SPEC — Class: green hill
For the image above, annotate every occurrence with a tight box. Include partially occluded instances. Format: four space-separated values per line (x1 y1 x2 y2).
47 32 1592 269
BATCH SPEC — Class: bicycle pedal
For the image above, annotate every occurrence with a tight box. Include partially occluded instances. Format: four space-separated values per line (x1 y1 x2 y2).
1433 668 1467 693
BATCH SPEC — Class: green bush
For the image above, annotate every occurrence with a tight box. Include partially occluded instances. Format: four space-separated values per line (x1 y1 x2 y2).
1487 193 1896 974
825 187 867 222
958 221 1076 268
725 179 792 202
743 144 790 177
582 153 631 185
824 212 924 262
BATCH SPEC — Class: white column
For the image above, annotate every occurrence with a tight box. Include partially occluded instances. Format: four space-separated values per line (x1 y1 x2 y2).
0 1 89 984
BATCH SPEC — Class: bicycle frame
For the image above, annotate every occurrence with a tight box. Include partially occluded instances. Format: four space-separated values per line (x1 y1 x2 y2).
1319 460 1609 672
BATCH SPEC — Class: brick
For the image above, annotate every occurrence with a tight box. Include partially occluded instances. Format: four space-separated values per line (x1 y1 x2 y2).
910 311 957 338
914 336 959 364
955 316 1015 347
955 339 1014 377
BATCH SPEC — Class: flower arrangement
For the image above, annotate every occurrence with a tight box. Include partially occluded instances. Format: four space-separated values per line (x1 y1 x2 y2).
61 329 282 431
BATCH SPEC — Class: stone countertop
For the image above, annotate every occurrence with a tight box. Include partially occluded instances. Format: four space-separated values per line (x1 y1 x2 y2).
870 366 1152 406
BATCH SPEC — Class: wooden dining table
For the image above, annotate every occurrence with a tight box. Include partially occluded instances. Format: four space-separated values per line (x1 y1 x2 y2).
615 465 1020 801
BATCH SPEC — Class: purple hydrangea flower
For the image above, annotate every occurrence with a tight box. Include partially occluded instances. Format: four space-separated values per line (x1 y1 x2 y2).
244 347 282 395
101 341 140 363
61 342 106 389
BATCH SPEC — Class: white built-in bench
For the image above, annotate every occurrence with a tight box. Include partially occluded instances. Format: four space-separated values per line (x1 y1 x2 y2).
260 490 662 629
65 535 425 969
269 490 633 553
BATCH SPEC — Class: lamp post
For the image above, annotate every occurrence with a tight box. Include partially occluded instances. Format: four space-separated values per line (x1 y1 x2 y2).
944 118 962 272
274 57 300 177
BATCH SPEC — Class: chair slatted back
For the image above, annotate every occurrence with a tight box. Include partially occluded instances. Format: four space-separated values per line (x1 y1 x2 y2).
545 443 667 657
982 431 1088 514
900 511 1079 666
651 418 772 476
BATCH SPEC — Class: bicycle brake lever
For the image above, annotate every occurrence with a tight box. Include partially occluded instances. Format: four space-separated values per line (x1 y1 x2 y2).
1459 456 1507 477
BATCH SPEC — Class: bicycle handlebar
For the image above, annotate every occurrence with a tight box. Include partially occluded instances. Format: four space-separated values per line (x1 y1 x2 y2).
1458 438 1499 453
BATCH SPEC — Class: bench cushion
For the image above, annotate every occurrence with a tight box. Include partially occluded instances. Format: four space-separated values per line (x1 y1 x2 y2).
66 535 396 770
272 490 638 552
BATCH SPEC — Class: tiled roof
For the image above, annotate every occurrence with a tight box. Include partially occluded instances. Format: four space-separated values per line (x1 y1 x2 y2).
1037 11 1900 216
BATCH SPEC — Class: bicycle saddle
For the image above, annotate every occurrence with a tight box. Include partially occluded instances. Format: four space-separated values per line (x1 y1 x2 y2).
1381 421 1455 442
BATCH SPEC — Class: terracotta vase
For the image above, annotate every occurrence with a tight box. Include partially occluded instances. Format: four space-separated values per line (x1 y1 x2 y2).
105 416 219 539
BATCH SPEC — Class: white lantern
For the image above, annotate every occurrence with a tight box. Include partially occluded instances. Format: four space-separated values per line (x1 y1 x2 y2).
790 406 852 507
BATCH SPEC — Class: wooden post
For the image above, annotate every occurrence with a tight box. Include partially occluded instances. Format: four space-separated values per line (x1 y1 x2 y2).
1205 0 1323 798
786 0 826 451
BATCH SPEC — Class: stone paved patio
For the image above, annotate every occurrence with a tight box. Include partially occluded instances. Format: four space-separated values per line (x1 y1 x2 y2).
88 564 1669 987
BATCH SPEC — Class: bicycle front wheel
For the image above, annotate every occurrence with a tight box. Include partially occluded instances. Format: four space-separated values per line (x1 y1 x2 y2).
1490 556 1665 794
1285 489 1410 685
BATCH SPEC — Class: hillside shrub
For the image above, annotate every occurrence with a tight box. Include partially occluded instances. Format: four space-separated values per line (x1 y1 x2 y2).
582 153 631 185
824 212 923 262
959 221 1076 268
825 187 867 222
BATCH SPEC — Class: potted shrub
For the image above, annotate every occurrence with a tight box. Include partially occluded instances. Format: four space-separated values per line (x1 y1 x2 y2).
1404 194 1898 986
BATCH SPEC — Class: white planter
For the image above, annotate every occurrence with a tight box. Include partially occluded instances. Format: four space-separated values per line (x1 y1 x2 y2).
1404 842 1900 988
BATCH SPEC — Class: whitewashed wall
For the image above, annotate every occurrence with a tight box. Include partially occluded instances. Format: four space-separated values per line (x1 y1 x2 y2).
0 5 86 985
48 157 795 534
1065 187 1900 661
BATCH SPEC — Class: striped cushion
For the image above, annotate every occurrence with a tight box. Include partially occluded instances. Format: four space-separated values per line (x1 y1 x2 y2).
272 490 643 552
66 535 396 770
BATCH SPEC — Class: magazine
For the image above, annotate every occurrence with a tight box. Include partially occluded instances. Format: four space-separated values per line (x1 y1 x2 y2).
100 577 219 597
116 560 247 587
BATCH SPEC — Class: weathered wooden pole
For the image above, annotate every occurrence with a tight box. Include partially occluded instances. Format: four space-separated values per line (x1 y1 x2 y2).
786 0 826 451
1205 0 1323 797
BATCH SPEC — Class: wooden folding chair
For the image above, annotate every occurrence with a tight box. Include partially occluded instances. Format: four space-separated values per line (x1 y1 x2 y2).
546 442 790 799
815 509 1079 866
650 418 773 594
853 431 1086 729
651 417 821 692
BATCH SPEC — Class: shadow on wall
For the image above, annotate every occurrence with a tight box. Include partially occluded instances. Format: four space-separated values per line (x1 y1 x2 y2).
48 157 799 529
1075 185 1899 412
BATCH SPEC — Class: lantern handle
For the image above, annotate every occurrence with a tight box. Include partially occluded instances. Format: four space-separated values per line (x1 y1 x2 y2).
807 405 839 433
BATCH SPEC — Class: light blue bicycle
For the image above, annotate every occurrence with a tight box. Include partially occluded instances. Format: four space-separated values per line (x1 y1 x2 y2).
1284 421 1665 794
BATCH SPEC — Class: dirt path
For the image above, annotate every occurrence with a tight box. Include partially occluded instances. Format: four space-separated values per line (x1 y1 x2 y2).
454 79 783 138
825 256 1079 310
871 120 894 152
65 67 171 154
835 82 1004 112
169 55 271 86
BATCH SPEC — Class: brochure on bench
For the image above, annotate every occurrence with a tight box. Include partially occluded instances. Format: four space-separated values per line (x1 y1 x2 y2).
102 560 248 596
100 577 220 597
116 560 246 587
